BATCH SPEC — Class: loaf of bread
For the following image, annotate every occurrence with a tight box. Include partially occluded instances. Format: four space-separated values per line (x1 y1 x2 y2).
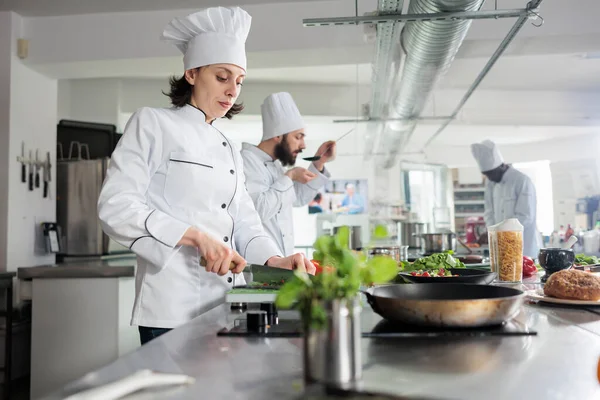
544 269 600 301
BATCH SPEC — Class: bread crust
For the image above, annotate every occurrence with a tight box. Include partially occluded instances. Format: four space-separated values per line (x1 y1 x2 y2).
544 269 600 301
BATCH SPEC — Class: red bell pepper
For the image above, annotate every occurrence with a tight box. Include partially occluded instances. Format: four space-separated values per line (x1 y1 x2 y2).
522 256 537 277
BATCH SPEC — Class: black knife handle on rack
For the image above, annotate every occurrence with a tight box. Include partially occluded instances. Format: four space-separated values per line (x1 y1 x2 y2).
28 172 33 191
21 164 26 183
35 172 40 188
43 181 48 198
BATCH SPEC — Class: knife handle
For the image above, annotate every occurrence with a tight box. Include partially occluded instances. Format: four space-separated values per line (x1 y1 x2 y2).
28 172 33 191
35 172 40 188
43 181 48 198
199 256 236 270
21 164 26 183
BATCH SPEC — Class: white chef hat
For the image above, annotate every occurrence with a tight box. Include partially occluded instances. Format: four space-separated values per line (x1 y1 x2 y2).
161 7 251 71
261 92 305 142
470 140 504 172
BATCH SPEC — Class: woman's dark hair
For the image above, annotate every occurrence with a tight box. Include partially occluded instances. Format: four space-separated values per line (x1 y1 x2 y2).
162 68 244 120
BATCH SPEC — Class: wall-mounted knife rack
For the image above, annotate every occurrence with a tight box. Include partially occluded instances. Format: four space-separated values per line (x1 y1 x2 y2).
16 141 53 198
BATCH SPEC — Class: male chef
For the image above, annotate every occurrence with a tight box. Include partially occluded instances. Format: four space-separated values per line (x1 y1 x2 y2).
470 140 541 257
241 92 336 256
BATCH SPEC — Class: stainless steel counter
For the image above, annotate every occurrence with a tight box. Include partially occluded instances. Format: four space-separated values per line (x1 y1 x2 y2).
17 257 135 280
41 291 600 400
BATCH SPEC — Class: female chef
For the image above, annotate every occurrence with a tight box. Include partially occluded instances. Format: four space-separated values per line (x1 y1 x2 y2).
97 6 315 345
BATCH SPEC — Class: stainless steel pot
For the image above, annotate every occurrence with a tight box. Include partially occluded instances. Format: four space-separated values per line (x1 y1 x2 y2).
333 226 362 250
367 246 401 263
417 232 457 254
397 222 428 248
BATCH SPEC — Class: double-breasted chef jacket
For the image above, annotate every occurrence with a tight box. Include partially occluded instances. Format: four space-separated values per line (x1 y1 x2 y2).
241 143 330 256
98 104 281 329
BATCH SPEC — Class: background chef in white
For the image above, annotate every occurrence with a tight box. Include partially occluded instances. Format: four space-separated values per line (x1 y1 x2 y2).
241 92 336 256
470 140 541 257
97 7 315 345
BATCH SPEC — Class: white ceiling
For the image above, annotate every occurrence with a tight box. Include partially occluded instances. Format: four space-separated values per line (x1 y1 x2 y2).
245 53 600 92
0 0 329 17
16 0 600 151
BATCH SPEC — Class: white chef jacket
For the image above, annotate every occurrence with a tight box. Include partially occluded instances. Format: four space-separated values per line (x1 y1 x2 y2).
484 166 541 258
97 105 281 329
240 143 331 256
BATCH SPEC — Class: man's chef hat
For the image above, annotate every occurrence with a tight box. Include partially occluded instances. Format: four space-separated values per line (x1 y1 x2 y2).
470 140 504 172
261 92 305 142
161 7 251 71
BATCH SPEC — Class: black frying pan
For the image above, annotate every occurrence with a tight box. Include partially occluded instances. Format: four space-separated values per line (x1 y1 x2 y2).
398 268 496 285
364 283 525 328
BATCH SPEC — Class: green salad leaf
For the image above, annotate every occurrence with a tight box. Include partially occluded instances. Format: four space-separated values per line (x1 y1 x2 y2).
402 251 467 272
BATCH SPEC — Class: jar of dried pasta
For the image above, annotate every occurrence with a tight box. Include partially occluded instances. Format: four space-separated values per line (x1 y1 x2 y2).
488 218 524 283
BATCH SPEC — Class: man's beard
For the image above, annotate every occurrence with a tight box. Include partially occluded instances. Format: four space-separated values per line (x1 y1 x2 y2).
275 135 298 167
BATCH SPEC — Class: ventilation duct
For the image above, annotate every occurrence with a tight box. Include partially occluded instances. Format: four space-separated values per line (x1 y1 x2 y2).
364 0 405 160
375 0 486 168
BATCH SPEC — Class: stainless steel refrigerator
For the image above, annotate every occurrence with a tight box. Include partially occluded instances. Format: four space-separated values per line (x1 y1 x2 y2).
56 158 110 256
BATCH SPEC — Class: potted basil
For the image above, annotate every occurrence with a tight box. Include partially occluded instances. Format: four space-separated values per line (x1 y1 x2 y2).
275 226 398 387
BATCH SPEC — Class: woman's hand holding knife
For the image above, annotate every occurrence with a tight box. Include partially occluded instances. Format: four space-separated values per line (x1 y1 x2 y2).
180 227 316 275
178 227 246 276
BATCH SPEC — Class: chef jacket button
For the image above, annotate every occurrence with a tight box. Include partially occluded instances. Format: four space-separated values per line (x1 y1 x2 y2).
230 169 235 175
227 277 233 283
224 236 229 242
222 142 227 147
221 203 226 209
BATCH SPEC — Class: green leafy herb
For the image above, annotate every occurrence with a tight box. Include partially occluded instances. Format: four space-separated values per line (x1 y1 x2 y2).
402 251 466 272
275 226 399 330
574 254 600 266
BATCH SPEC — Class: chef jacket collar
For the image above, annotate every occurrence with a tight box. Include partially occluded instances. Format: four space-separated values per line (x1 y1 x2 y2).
242 142 273 162
180 103 214 125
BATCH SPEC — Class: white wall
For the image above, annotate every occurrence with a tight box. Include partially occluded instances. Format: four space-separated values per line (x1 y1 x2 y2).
1 12 57 271
0 12 12 269
58 78 120 124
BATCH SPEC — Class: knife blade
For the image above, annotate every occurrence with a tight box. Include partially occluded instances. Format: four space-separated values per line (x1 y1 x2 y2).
34 149 40 188
28 150 34 191
199 257 296 285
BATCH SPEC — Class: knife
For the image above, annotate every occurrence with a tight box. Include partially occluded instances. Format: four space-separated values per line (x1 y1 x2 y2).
43 151 51 198
199 257 296 286
28 150 34 191
19 142 26 183
34 149 40 188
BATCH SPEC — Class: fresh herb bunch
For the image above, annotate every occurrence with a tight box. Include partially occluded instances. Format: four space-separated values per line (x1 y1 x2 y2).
275 226 399 330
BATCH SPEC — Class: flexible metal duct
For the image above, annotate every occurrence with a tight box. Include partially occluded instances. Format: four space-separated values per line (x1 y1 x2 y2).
364 0 404 161
375 0 485 168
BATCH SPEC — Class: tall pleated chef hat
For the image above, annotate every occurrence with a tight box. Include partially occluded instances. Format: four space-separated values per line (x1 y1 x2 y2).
261 92 306 142
161 7 251 71
470 140 504 172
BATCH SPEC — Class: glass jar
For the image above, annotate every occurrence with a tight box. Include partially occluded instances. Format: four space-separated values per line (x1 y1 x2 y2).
488 218 524 283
